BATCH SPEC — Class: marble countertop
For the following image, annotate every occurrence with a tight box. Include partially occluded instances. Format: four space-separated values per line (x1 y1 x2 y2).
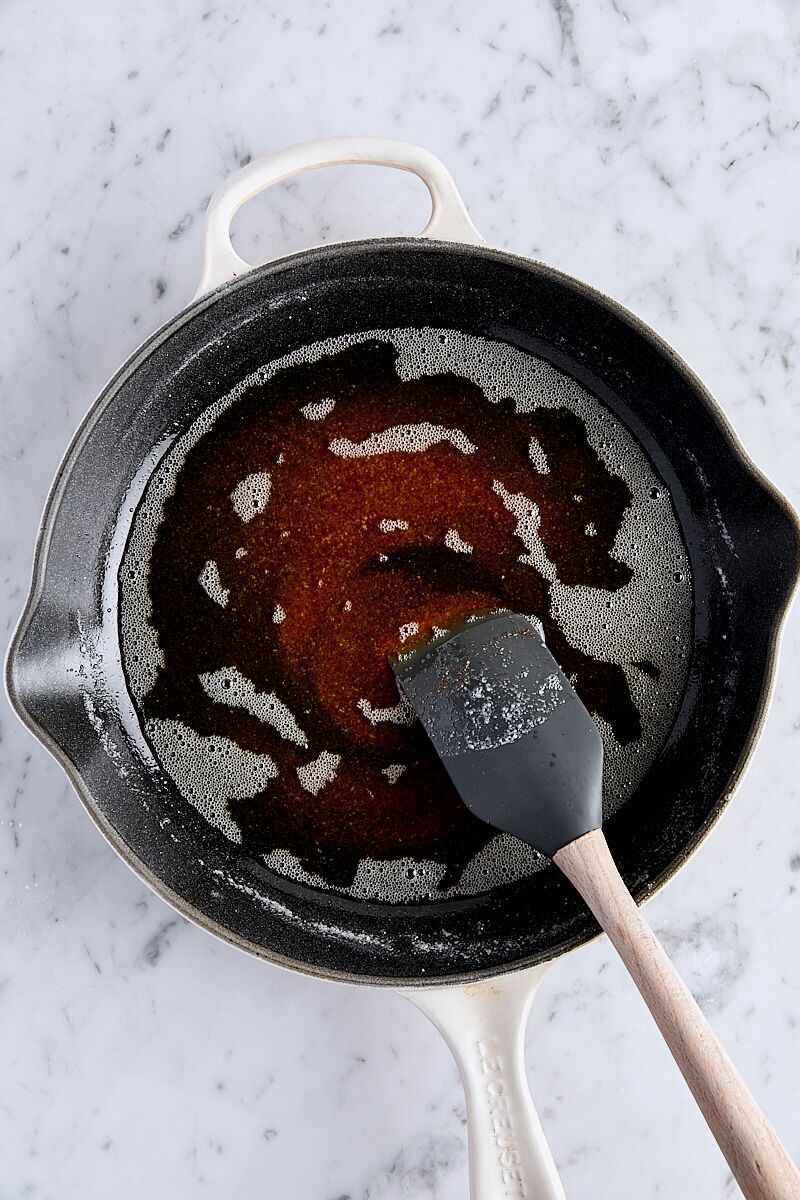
2 2 799 1197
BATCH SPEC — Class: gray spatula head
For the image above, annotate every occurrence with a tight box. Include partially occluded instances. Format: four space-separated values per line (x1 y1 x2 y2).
392 612 603 858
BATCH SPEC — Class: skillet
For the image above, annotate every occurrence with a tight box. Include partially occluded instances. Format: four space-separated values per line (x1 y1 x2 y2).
7 138 799 1198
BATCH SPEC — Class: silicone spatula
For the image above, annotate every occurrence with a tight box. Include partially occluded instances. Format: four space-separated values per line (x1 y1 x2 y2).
392 611 800 1200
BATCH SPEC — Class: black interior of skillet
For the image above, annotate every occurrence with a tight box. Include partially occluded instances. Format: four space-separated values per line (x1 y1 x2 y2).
11 241 800 984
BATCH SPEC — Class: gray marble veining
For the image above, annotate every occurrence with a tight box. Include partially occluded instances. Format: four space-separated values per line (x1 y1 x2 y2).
2 1 799 1197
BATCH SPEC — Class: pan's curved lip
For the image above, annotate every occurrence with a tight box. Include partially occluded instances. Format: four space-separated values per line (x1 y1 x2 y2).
5 236 800 988
518 252 800 904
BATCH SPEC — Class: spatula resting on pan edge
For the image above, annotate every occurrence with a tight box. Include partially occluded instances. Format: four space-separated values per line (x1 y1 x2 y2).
392 611 800 1200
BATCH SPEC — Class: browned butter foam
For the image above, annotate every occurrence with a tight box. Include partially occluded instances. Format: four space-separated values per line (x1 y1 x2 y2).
120 329 691 900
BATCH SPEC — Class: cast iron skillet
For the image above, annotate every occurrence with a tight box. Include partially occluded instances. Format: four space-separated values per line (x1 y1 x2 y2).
6 139 800 1198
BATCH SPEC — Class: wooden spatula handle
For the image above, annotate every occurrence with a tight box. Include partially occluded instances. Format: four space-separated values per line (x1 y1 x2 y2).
554 828 800 1200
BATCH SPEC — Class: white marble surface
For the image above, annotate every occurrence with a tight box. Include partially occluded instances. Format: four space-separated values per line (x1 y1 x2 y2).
2 1 799 1197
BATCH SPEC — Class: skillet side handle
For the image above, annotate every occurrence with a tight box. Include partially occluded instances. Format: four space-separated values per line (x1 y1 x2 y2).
195 136 486 298
400 964 566 1200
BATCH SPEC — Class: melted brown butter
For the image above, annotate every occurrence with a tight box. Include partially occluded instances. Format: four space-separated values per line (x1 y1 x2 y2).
141 340 641 886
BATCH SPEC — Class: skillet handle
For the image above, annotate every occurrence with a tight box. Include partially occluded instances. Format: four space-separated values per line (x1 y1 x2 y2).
400 964 566 1200
195 136 486 297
